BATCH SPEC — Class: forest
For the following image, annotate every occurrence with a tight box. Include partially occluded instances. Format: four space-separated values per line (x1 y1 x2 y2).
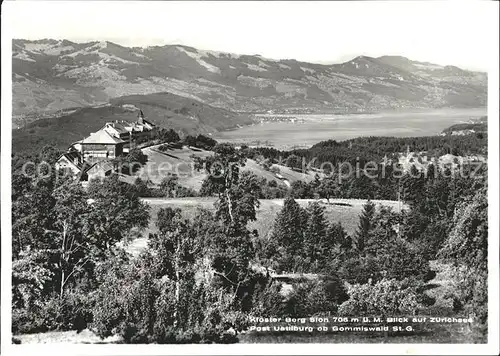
245 133 487 169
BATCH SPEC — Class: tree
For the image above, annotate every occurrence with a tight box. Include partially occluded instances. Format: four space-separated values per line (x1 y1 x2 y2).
158 128 180 143
160 174 180 197
225 171 262 227
52 182 91 297
309 173 322 196
195 134 218 150
149 207 200 327
116 148 148 174
318 177 338 204
401 165 425 206
85 175 150 252
285 155 304 171
93 205 251 343
260 159 272 171
12 249 57 325
304 202 328 272
11 150 152 333
268 197 308 272
439 187 488 330
354 200 376 255
134 177 151 197
194 143 246 226
39 145 64 165
364 206 399 255
92 250 242 343
440 188 487 269
346 174 376 199
290 180 312 199
185 134 218 150
283 277 347 317
194 144 260 303
327 222 351 251
12 173 57 257
339 205 432 285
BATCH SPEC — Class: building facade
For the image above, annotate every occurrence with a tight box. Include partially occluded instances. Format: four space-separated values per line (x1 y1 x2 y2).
56 109 156 180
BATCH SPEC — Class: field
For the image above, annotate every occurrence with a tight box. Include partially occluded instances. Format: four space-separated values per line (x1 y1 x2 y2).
213 108 487 149
124 197 405 256
128 145 213 189
125 144 317 191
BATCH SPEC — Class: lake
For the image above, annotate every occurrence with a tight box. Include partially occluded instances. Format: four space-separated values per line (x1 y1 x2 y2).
213 108 487 149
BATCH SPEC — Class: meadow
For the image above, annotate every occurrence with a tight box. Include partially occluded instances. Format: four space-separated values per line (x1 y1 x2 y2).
123 197 405 256
125 144 317 191
213 108 487 149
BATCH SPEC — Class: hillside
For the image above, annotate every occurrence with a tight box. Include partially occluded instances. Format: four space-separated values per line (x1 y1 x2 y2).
441 115 488 136
124 144 316 191
12 39 487 127
12 92 252 154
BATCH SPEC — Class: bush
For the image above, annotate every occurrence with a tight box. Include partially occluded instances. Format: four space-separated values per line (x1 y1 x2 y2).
438 187 488 339
250 281 285 317
134 178 151 197
157 128 180 143
114 148 148 174
447 266 487 325
282 277 348 318
338 278 423 316
127 148 148 165
159 174 197 198
260 183 288 199
12 291 94 334
91 253 240 344
184 134 218 150
269 166 280 174
157 144 170 152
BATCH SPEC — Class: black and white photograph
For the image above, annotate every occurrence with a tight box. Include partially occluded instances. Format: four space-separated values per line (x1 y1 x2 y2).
1 1 499 355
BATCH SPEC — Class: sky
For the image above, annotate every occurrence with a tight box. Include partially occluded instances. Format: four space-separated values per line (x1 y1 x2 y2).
4 1 499 71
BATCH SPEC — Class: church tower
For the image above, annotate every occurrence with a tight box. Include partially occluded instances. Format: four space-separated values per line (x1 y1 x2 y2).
138 110 145 125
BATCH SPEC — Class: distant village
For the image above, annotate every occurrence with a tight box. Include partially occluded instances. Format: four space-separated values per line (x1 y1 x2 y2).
255 114 305 124
55 110 157 181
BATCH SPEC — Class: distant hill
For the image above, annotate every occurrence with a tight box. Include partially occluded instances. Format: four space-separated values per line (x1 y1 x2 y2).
12 92 252 154
441 116 488 136
12 39 487 127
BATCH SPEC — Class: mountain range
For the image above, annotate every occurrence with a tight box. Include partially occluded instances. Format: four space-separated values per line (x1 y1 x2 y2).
13 39 487 130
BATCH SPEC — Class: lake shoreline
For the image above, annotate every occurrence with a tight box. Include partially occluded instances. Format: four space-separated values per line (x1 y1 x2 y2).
214 107 487 149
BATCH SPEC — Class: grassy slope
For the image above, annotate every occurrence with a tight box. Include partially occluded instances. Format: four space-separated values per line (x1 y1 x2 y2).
127 144 317 191
124 197 404 256
129 145 213 188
